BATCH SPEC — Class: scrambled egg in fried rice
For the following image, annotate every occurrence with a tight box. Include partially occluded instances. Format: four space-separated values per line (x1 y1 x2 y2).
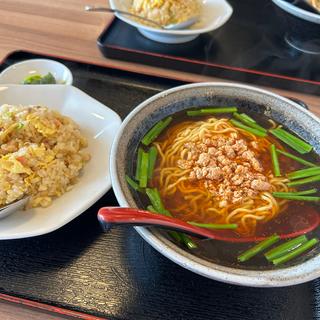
130 0 201 26
0 104 90 208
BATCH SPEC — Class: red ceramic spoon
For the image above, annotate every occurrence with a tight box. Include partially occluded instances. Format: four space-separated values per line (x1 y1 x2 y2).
98 207 320 243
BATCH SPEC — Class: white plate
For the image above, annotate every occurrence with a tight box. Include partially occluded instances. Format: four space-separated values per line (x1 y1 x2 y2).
0 85 122 240
109 0 233 44
0 59 73 85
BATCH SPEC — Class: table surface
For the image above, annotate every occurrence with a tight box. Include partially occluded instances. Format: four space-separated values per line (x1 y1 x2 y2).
0 1 320 319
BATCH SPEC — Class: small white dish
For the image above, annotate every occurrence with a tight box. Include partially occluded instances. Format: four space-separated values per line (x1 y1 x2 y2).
0 84 121 240
109 0 233 44
0 59 73 85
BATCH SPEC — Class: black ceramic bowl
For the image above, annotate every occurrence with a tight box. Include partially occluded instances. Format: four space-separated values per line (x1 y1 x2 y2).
272 0 320 54
110 82 320 287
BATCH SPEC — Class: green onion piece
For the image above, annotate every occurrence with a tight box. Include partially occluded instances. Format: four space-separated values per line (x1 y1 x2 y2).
186 107 237 116
270 128 312 154
23 74 42 84
237 234 280 262
288 167 320 180
145 188 197 248
16 122 24 130
146 204 181 242
287 175 320 187
40 72 56 84
230 119 267 137
264 235 308 261
141 117 172 146
179 233 198 249
169 231 185 243
271 194 320 201
200 107 238 114
135 148 143 181
147 146 158 179
125 175 142 192
188 222 238 229
272 189 317 196
276 149 317 167
270 144 281 177
147 205 156 212
272 238 319 265
145 188 165 212
233 112 267 133
186 110 202 116
139 151 149 188
240 113 256 123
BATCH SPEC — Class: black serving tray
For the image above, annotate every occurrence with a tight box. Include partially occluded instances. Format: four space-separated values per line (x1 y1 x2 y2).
0 51 319 320
98 0 320 96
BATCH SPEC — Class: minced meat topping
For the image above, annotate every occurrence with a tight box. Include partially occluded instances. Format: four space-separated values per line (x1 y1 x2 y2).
177 134 271 207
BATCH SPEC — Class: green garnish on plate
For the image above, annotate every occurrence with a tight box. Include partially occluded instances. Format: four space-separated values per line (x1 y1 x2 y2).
23 72 56 84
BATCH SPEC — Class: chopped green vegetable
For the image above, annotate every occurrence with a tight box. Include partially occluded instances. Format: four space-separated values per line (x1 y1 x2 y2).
23 74 42 84
238 234 280 262
145 188 165 213
276 149 317 167
4 111 13 118
135 148 143 181
270 144 281 177
272 189 317 196
141 117 172 146
139 151 149 188
147 205 156 212
272 238 318 265
186 107 237 116
186 110 203 116
16 122 24 130
264 235 308 261
288 167 320 180
287 175 320 187
188 222 238 229
147 146 158 179
230 119 267 137
200 107 238 114
271 194 320 201
40 72 56 84
270 128 312 154
233 112 267 133
145 188 197 248
23 72 56 84
125 175 142 192
179 233 198 249
240 113 255 123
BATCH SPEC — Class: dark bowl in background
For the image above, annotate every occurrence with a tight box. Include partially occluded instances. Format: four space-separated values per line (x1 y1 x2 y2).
272 0 320 54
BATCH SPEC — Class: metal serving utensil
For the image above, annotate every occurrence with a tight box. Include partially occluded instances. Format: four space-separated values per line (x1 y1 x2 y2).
0 196 29 219
85 5 199 30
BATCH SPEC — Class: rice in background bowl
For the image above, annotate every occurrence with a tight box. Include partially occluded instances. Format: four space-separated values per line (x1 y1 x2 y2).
130 0 201 26
0 104 90 208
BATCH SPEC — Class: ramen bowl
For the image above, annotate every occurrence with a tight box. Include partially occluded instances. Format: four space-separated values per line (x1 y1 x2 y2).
110 82 320 287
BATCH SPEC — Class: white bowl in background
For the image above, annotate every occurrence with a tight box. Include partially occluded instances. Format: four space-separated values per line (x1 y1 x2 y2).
0 59 73 85
109 0 233 44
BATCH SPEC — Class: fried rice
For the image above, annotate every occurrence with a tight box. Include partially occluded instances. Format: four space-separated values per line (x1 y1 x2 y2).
130 0 201 27
0 104 90 208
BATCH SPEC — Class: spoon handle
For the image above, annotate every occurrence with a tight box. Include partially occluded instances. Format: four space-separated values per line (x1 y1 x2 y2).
84 6 163 28
97 207 216 239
